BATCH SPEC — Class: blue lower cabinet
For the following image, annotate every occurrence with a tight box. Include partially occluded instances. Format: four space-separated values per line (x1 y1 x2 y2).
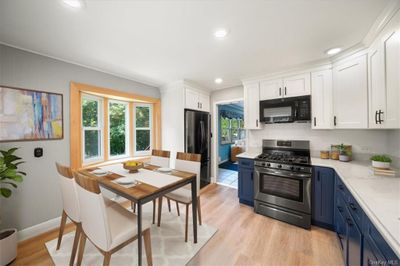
346 212 363 266
312 166 335 229
363 215 399 266
238 158 254 206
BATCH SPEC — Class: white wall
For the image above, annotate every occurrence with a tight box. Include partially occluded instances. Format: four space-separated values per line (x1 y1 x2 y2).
0 44 160 232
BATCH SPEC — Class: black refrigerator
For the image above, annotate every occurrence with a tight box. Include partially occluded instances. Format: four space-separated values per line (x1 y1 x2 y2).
184 109 211 188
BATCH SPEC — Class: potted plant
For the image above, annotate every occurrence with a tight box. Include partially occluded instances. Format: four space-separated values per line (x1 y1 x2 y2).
370 155 392 169
338 143 351 162
0 148 26 265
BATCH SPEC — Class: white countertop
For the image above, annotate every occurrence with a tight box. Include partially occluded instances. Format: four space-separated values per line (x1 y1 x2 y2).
311 158 400 257
236 148 261 159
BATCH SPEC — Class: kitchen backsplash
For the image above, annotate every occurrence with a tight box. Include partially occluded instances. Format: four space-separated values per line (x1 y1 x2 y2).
247 123 400 167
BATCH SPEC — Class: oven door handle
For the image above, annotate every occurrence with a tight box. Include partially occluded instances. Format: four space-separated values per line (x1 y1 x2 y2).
255 168 311 180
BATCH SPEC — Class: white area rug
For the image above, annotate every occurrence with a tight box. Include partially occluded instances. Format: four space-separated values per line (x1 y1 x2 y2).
45 204 217 266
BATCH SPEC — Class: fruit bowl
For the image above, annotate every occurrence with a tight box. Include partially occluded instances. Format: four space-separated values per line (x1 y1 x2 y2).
123 161 144 173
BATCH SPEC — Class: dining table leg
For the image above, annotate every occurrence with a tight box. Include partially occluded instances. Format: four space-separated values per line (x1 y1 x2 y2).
137 201 142 266
191 177 198 243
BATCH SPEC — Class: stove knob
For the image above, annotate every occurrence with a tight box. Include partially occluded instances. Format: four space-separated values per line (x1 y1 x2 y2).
261 162 266 167
296 167 301 171
290 166 294 170
277 164 282 169
266 163 271 167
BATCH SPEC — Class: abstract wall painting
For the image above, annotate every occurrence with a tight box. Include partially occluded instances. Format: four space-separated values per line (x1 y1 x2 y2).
0 86 63 142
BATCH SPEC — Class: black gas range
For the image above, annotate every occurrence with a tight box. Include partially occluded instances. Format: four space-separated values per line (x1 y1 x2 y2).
254 139 312 229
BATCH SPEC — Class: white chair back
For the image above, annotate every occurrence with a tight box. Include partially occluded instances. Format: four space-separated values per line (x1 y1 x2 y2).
74 172 112 251
175 152 201 196
55 163 80 223
150 149 170 168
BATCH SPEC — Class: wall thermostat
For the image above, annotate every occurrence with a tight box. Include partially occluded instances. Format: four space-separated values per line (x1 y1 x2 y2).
34 147 43 158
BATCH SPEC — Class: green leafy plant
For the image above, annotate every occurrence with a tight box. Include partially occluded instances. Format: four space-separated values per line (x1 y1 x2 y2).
370 155 392 163
0 148 26 198
338 143 351 156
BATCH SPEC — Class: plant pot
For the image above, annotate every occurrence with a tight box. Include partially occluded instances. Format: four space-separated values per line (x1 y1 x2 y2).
372 160 391 169
0 228 17 265
339 155 351 162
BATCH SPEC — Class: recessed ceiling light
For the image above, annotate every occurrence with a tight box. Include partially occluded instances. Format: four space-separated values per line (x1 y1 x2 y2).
326 47 342 55
214 29 228 39
62 0 83 8
215 78 223 84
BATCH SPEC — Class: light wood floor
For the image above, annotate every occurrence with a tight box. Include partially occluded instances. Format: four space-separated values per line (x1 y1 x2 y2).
13 184 343 266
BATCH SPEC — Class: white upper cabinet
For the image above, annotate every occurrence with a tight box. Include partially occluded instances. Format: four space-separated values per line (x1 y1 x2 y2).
244 82 261 129
198 92 210 112
369 27 400 128
283 73 311 98
260 79 283 100
311 69 333 129
332 55 368 129
184 87 210 112
259 73 310 100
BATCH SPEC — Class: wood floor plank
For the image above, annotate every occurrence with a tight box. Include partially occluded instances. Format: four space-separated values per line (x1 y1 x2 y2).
13 184 343 266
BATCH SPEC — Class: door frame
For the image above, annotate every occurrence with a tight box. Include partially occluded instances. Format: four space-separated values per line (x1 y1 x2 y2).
211 98 244 184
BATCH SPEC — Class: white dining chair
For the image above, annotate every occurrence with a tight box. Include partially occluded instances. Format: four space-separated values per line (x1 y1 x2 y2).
157 152 202 242
74 172 153 266
55 162 82 266
132 149 171 224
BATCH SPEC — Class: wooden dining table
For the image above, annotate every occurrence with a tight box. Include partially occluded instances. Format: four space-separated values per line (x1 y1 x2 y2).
79 163 198 266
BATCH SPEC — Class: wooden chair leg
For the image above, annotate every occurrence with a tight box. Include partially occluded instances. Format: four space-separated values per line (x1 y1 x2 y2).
197 196 202 225
157 197 163 227
176 201 180 216
69 223 81 266
185 204 189 242
77 234 87 266
167 198 171 212
152 199 156 224
132 202 136 213
143 228 153 266
56 210 67 250
103 252 111 266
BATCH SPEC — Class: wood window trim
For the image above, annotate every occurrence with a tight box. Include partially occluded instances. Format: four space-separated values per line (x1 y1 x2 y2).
70 82 161 170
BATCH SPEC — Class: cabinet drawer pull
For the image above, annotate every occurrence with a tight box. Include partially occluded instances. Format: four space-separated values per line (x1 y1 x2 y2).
314 117 316 127
378 110 384 124
375 110 378 124
334 116 337 126
279 87 282 96
338 206 344 213
338 184 344 190
284 87 287 95
349 203 357 211
346 218 353 226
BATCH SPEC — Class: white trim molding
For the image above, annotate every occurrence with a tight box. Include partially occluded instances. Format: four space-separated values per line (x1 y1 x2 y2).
17 216 63 242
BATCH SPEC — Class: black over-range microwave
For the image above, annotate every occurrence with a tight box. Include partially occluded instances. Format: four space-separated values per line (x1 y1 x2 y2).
259 95 311 124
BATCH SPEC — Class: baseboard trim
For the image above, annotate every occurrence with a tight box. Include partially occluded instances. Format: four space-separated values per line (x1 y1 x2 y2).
17 216 62 242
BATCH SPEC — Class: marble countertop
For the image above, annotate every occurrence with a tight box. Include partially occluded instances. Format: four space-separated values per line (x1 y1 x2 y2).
311 158 400 257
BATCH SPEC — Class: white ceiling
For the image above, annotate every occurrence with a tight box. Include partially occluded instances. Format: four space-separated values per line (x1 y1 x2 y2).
0 0 391 90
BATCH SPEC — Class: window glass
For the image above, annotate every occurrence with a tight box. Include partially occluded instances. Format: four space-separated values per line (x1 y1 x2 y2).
84 130 100 159
82 95 102 162
135 105 152 153
109 101 128 157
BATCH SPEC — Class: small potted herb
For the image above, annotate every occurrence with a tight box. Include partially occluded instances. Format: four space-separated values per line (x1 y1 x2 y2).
338 143 351 162
370 155 392 169
0 148 26 265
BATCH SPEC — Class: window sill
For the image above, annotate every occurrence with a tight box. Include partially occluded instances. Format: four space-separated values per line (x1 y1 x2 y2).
82 156 151 169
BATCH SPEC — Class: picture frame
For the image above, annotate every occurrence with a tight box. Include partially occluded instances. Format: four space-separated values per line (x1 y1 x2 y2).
0 85 64 142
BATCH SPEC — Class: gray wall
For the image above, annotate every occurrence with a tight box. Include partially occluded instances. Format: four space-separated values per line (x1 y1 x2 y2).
0 44 160 231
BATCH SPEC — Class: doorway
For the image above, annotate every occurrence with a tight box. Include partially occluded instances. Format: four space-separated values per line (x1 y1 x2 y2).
216 101 245 188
